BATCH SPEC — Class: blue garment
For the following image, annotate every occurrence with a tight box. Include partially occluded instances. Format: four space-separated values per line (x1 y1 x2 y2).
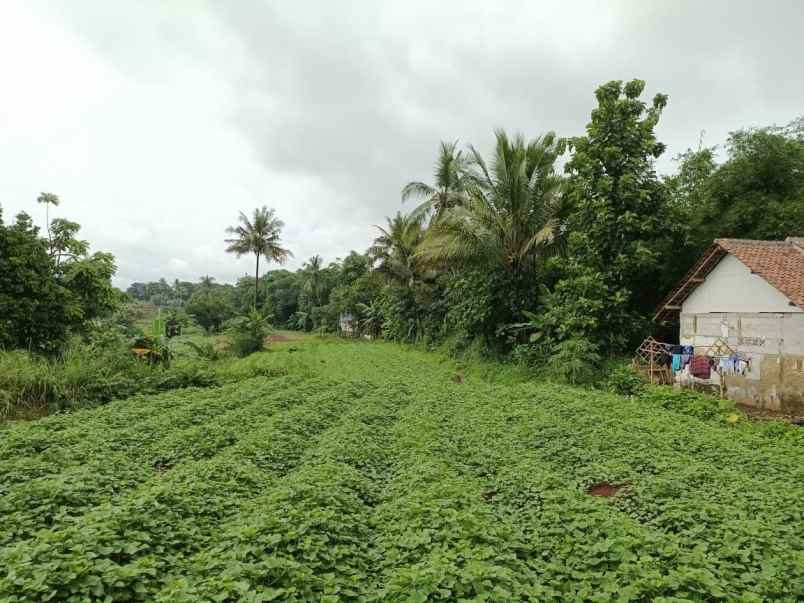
672 354 682 371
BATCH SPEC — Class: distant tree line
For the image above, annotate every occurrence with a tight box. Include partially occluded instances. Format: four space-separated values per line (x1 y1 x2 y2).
5 79 801 376
126 249 376 336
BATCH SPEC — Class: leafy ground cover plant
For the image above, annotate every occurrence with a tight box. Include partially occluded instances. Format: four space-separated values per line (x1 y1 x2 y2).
1 340 802 601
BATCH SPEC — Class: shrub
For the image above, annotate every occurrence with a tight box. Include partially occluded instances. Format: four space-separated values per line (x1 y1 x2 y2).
544 336 601 385
510 343 547 368
185 289 233 334
183 339 226 361
132 334 172 365
605 362 645 396
227 310 271 358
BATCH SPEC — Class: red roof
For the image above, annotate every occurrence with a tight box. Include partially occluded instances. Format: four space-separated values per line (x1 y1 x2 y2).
654 237 804 322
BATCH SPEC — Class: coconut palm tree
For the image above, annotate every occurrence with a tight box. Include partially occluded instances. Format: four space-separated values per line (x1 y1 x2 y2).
368 212 426 287
402 140 469 221
302 254 324 306
417 130 565 313
225 206 292 308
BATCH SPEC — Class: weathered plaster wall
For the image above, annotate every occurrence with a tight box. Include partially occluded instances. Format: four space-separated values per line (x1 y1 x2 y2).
682 254 802 314
679 311 804 413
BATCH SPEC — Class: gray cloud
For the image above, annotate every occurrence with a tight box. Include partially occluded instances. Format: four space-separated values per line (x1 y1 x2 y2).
1 0 801 287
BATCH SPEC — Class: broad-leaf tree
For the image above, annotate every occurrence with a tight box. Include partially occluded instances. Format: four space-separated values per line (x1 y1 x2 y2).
0 198 117 353
225 206 292 309
185 288 233 334
690 120 804 245
555 79 678 350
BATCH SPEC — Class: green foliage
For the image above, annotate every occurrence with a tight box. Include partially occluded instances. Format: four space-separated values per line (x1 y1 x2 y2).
637 385 735 420
605 362 645 396
261 269 303 326
0 211 70 353
226 310 271 357
442 269 503 349
183 339 226 361
185 288 234 333
402 139 469 220
0 342 218 419
544 336 601 385
536 261 632 351
369 212 427 287
0 203 118 354
350 300 378 339
559 79 679 351
132 333 173 366
1 340 801 600
419 131 564 322
682 119 804 248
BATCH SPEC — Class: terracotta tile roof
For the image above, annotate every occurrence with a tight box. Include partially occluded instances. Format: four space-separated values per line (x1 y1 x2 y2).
716 238 804 308
654 237 804 321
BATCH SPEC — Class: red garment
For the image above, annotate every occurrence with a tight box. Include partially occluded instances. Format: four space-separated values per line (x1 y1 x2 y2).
690 355 711 379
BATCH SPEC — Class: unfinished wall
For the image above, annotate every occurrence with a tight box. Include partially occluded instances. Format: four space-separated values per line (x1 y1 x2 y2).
679 311 804 413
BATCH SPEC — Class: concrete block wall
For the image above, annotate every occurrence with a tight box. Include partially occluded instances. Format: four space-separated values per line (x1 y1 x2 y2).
679 312 804 413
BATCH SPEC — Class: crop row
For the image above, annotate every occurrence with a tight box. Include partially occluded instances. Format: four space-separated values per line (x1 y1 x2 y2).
0 375 385 600
0 374 414 601
0 374 333 545
1 341 802 601
155 379 419 601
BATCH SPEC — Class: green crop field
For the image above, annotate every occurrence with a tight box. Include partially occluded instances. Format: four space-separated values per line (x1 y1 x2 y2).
1 339 802 602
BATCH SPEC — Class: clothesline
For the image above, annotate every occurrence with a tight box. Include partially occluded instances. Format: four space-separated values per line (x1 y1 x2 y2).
647 343 751 379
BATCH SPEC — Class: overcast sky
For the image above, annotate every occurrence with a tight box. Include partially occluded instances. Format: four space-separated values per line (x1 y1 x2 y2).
1 1 801 288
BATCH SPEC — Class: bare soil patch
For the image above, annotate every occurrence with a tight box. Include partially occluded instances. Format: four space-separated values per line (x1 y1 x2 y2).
735 403 803 425
587 483 624 497
267 333 294 343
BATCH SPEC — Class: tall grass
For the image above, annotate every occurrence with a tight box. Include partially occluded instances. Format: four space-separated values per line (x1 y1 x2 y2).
0 336 298 421
2 349 131 418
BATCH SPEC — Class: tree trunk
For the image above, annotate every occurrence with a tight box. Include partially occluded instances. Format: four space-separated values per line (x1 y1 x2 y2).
254 252 261 309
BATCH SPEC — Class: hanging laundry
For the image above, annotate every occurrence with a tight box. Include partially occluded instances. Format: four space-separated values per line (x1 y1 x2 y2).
690 355 711 379
672 354 682 371
680 345 693 368
657 344 672 367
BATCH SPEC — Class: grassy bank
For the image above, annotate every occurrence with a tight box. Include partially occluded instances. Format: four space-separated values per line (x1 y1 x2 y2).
0 332 301 420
